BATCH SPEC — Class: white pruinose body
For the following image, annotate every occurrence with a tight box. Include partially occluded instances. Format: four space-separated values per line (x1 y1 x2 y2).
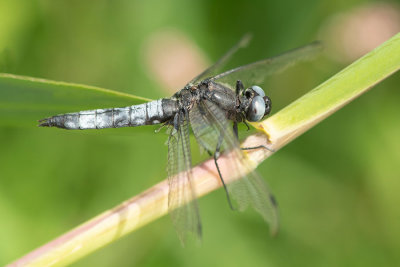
39 99 178 130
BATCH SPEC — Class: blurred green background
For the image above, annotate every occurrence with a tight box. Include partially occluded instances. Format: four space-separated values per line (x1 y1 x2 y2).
1 0 400 266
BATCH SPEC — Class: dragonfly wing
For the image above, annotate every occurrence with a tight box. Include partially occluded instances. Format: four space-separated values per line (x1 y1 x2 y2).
227 164 279 234
188 34 252 85
211 41 322 88
167 111 202 244
189 100 279 234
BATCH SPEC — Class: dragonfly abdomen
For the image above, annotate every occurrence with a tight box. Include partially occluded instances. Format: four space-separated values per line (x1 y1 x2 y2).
39 99 177 129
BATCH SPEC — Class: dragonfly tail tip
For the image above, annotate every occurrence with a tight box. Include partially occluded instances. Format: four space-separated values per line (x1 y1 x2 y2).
38 118 50 127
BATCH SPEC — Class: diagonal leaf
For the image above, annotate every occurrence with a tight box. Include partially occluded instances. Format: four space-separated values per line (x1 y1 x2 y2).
0 73 152 127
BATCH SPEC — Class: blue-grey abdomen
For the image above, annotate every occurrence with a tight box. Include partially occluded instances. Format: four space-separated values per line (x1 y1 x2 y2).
39 99 178 130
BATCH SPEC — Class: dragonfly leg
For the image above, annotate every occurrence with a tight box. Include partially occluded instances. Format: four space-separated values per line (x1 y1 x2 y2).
214 133 236 211
233 121 239 139
242 120 251 131
155 122 168 133
241 145 275 153
235 80 244 96
238 113 251 131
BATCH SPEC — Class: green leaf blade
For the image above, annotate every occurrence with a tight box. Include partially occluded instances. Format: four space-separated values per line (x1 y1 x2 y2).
0 74 152 127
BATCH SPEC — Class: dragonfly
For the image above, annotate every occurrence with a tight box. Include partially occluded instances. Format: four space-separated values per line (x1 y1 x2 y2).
38 35 321 243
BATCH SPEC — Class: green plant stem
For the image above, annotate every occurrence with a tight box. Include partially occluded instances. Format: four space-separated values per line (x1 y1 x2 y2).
257 32 400 149
7 32 400 267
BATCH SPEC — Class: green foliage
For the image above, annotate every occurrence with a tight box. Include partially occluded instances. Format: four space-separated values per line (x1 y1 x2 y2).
0 74 150 127
1 1 400 267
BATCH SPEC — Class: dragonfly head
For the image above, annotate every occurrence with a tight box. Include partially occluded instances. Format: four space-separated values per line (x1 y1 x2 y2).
244 85 271 122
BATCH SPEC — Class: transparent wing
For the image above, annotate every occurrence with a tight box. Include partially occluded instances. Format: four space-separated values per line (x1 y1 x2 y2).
188 34 252 85
167 111 202 244
211 41 322 88
189 100 279 234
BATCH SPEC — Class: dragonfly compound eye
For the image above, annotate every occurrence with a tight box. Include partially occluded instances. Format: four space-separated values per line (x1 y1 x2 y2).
251 85 265 97
246 95 266 122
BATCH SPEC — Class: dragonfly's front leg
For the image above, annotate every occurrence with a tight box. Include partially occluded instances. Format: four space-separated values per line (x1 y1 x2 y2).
241 145 275 153
234 123 275 152
239 123 275 152
238 120 275 152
